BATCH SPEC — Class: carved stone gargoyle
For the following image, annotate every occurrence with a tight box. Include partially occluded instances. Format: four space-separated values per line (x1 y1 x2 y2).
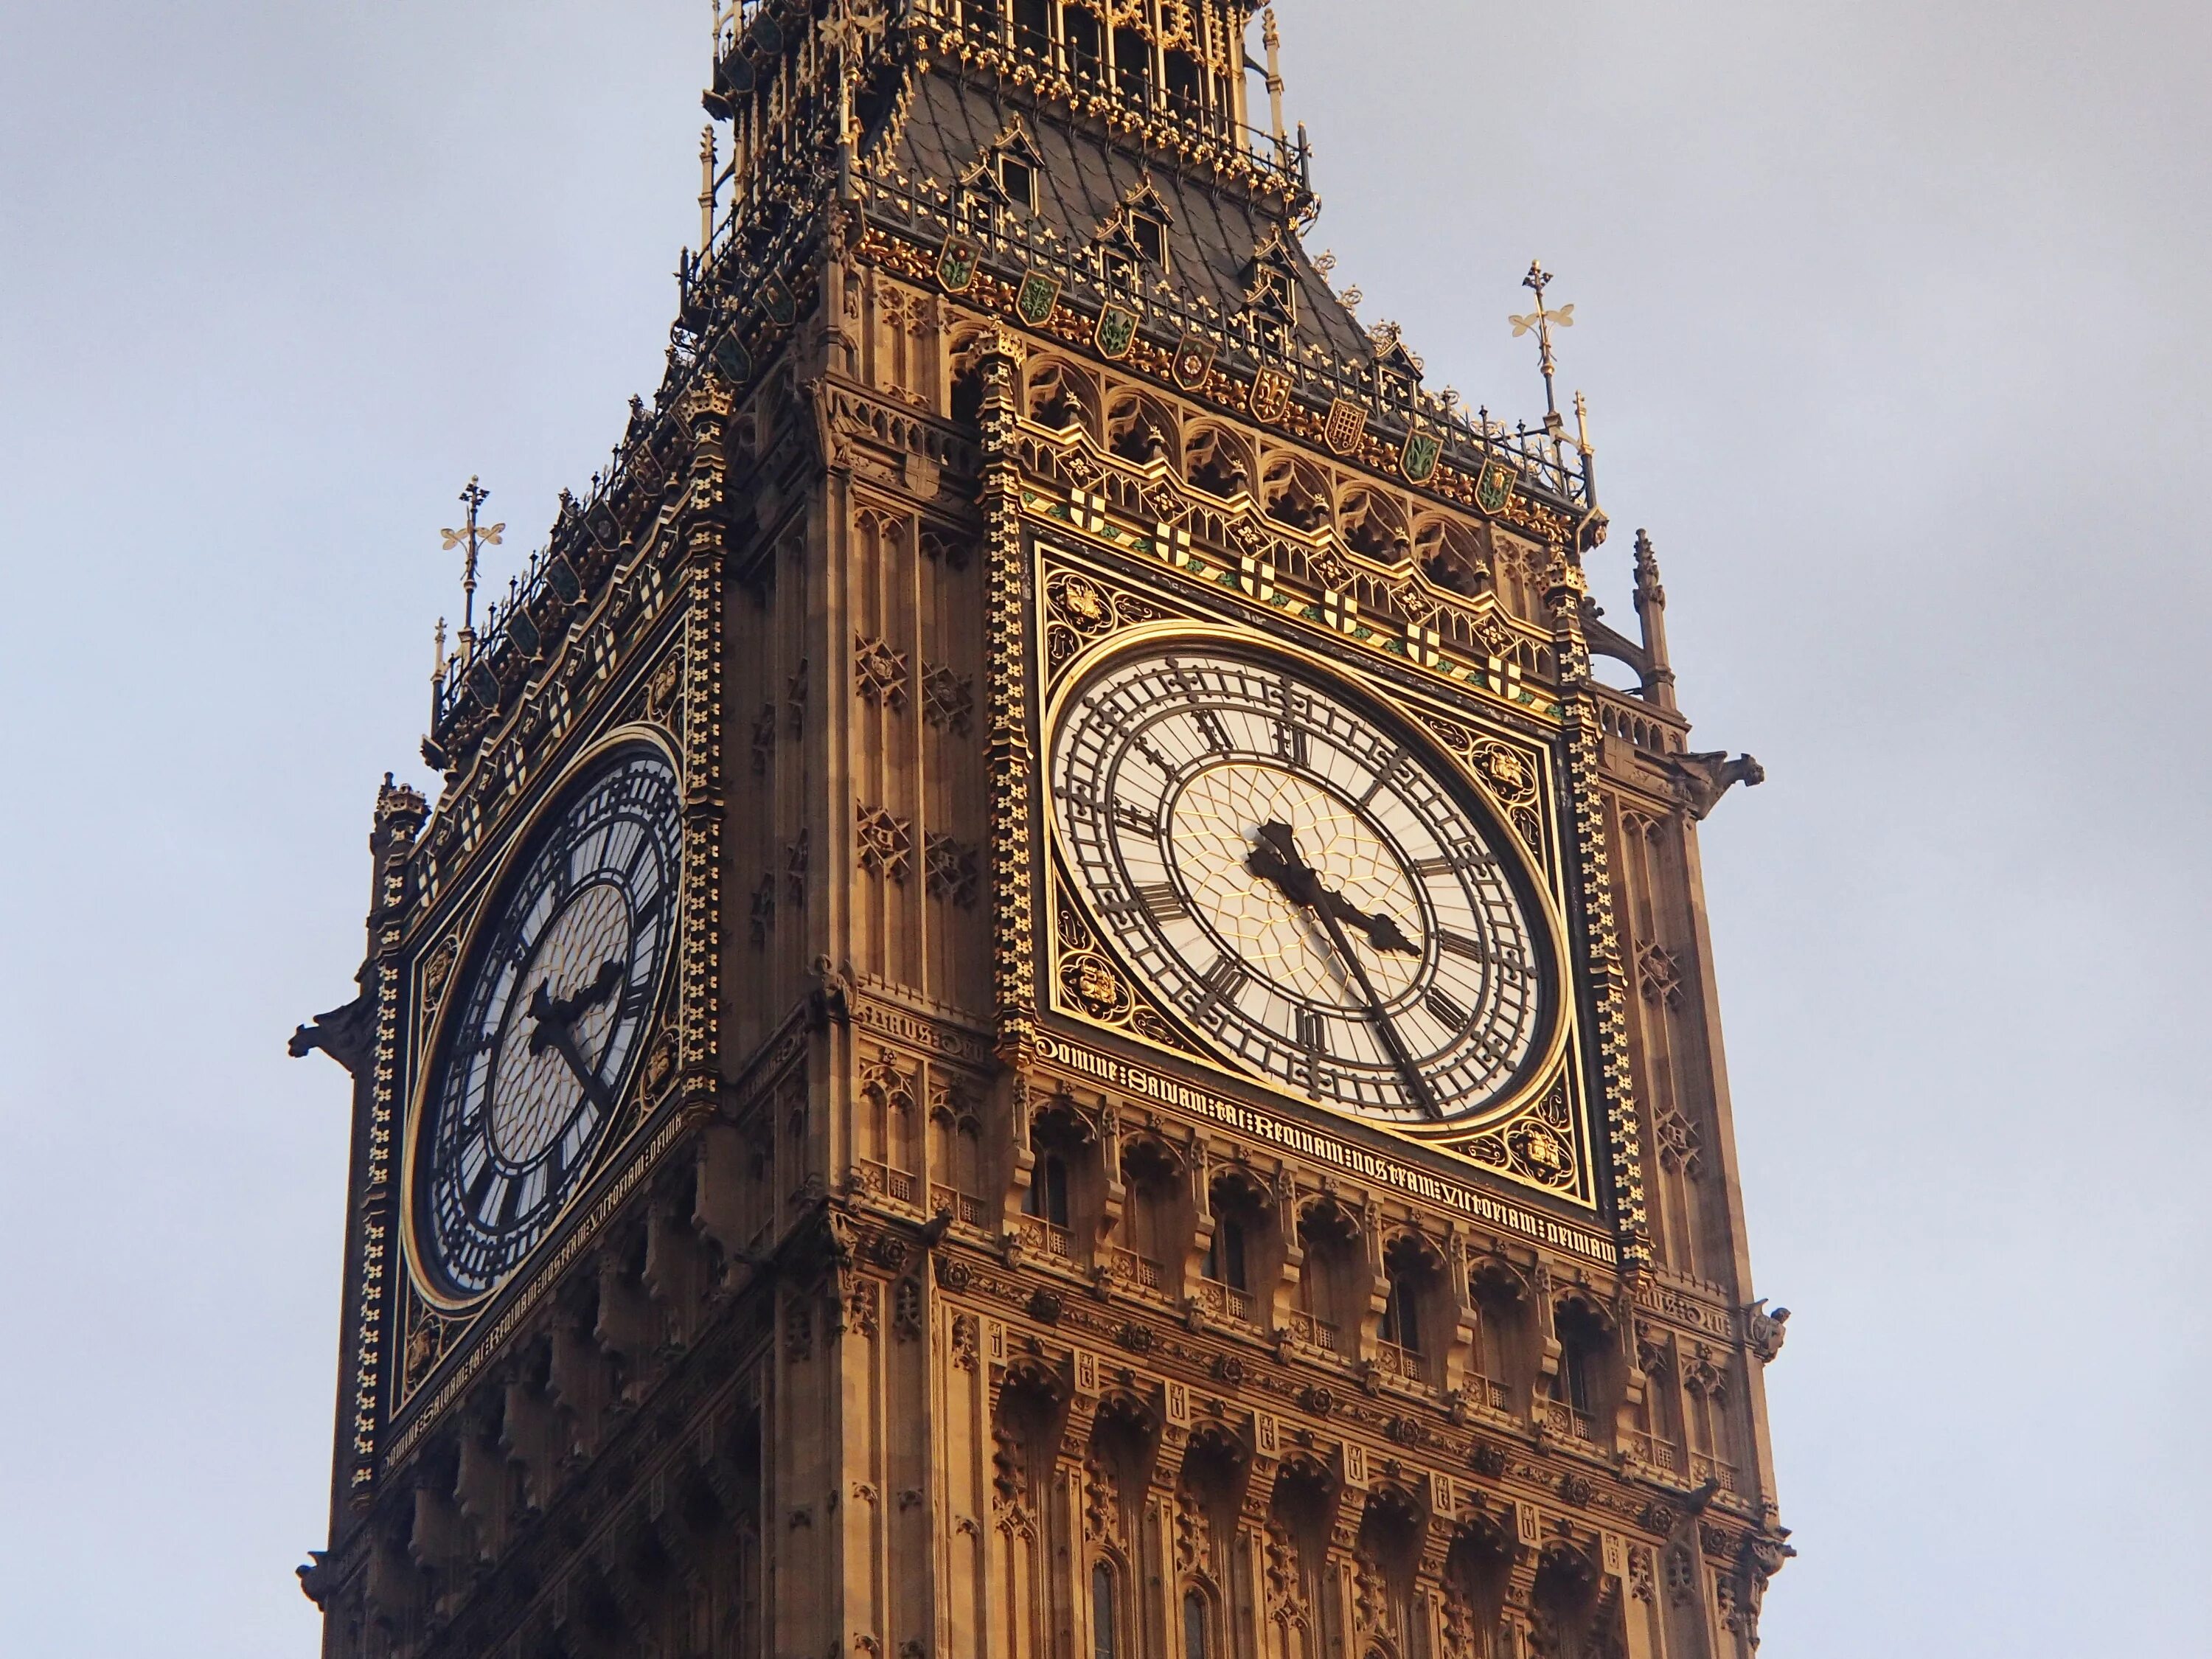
1665 751 1766 821
288 985 374 1076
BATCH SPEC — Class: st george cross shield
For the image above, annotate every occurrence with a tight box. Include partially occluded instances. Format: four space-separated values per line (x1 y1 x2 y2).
1172 330 1217 390
1017 270 1062 327
1400 428 1443 485
1324 397 1368 456
1096 305 1139 360
1248 366 1293 423
1474 459 1519 515
937 238 979 294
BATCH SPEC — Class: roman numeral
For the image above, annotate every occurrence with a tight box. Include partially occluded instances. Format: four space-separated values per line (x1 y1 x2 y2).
1275 719 1310 768
1438 931 1488 963
1359 748 1406 807
1413 855 1459 879
1137 882 1187 923
1425 987 1471 1030
1113 802 1162 838
1192 955 1245 1020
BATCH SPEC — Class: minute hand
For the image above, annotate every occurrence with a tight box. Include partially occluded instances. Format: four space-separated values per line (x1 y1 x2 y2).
1248 823 1443 1120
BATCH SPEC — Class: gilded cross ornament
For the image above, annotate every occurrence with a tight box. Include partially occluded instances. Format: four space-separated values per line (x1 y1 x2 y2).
439 476 504 658
1509 261 1574 425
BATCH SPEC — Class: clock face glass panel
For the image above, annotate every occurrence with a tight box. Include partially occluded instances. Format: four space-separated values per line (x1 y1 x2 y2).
1051 647 1550 1126
417 745 681 1298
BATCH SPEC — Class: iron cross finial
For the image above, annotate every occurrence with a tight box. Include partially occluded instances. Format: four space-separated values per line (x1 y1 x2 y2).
1509 260 1576 421
438 475 505 653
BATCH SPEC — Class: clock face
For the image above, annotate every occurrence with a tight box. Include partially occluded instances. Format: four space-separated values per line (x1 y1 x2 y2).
1050 647 1551 1127
415 744 681 1298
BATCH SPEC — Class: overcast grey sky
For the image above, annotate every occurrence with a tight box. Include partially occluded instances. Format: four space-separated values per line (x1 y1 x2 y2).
1 2 2206 1654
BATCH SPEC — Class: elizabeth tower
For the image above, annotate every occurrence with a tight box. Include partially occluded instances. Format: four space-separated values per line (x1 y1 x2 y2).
292 5 1792 1658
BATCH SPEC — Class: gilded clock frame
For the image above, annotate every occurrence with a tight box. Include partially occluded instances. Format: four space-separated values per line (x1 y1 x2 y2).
1031 535 1599 1208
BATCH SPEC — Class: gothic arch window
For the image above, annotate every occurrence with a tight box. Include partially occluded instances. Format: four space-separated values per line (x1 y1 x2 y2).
1553 1298 1613 1442
1166 47 1204 116
1186 424 1253 498
1380 1251 1424 1356
1183 1587 1211 1659
1025 1151 1071 1228
1092 1561 1121 1659
1119 1135 1182 1290
1469 1267 1523 1407
1295 1199 1363 1354
1203 1211 1248 1291
1114 24 1154 105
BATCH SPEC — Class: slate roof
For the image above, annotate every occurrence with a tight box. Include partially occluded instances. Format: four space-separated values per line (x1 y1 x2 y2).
886 68 1377 367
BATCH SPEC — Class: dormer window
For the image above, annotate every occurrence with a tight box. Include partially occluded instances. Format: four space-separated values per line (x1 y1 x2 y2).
1244 227 1303 344
1095 180 1173 290
964 117 1046 217
1130 212 1167 268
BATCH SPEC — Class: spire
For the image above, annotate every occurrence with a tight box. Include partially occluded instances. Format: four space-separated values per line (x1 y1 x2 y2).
1632 529 1677 711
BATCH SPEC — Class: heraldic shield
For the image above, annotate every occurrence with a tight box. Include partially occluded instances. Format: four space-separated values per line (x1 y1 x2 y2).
1475 459 1520 515
1096 305 1139 360
1401 428 1443 484
1016 270 1062 327
1249 366 1293 423
1325 397 1368 456
936 238 978 293
1172 330 1217 390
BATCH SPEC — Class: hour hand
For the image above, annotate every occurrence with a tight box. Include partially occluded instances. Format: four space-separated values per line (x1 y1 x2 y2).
1326 895 1419 956
527 959 625 1051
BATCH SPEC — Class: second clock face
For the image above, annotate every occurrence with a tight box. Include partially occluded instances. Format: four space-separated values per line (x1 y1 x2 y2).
415 743 681 1300
1050 646 1551 1127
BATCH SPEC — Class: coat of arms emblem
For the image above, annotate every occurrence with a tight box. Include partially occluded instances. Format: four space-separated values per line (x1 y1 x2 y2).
1248 366 1293 423
1324 397 1368 456
1400 428 1442 484
761 278 797 328
710 332 753 386
1095 304 1139 360
1016 270 1062 327
936 238 979 293
1172 330 1217 390
1474 459 1519 515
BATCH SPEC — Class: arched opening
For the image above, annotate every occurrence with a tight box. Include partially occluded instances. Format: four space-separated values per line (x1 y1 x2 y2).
1091 1561 1120 1659
1377 1234 1443 1385
1186 425 1253 499
1467 1259 1527 1413
1186 1584 1221 1659
1023 1150 1071 1228
1552 1298 1613 1444
1118 1135 1183 1296
1202 1167 1270 1326
1295 1199 1363 1357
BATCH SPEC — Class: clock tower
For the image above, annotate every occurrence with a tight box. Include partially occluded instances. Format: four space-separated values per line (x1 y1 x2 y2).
293 5 1792 1658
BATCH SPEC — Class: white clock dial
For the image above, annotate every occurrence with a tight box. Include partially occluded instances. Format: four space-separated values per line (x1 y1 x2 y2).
1051 647 1551 1126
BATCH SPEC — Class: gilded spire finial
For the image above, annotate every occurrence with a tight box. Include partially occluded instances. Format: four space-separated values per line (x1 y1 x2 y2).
439 476 504 658
1509 260 1575 428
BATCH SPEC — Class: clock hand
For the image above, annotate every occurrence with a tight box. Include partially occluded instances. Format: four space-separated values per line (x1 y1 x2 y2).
1246 823 1444 1119
1245 823 1419 956
527 959 627 1040
531 1018 621 1119
524 960 627 1116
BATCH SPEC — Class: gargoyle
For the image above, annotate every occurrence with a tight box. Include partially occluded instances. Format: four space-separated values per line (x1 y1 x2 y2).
288 987 374 1076
1666 751 1766 821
